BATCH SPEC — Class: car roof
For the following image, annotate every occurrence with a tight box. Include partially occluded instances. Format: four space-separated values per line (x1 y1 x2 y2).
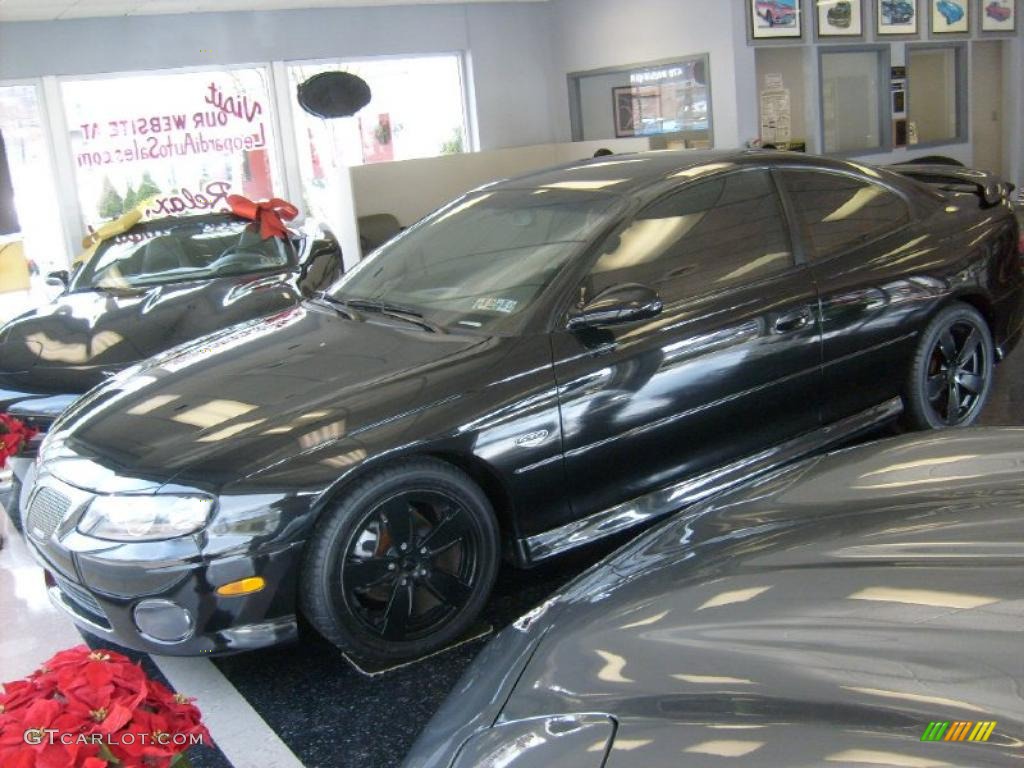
485 149 882 197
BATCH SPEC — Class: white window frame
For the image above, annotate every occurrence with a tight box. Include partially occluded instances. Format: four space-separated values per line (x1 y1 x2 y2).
53 62 295 247
0 77 79 267
283 50 477 163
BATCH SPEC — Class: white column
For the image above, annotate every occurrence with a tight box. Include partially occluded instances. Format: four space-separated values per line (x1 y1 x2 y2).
39 76 83 267
269 61 305 208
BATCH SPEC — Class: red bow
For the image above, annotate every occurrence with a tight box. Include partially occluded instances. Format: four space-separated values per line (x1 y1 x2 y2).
227 195 299 240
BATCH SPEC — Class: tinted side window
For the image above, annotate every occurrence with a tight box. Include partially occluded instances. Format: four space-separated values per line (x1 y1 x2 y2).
781 170 910 260
586 170 793 304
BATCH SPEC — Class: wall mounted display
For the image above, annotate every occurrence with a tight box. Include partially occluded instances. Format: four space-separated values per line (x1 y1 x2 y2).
931 0 970 32
818 0 864 35
569 54 713 146
751 0 803 38
610 60 708 138
877 0 919 33
613 86 661 137
981 0 1015 30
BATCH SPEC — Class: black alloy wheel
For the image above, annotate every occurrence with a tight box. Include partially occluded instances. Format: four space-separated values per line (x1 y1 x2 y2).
301 459 500 663
905 303 994 430
341 490 481 642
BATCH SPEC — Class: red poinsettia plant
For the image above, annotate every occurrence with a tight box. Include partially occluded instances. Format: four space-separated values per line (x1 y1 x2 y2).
0 646 211 768
0 414 37 470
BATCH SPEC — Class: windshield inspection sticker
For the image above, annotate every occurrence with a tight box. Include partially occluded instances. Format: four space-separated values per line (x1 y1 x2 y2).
473 297 518 314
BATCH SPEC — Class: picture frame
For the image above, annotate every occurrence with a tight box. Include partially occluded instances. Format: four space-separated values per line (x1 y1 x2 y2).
930 0 970 32
817 0 864 36
980 0 1015 30
612 87 637 138
612 86 663 138
750 0 804 39
877 0 919 34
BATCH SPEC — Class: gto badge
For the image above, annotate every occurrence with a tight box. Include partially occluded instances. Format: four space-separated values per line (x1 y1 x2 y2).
515 430 550 448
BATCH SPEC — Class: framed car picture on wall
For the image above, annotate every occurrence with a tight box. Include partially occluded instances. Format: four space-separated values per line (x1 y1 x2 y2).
818 0 864 35
612 86 663 138
877 0 919 33
751 0 804 38
981 0 1015 30
931 0 970 32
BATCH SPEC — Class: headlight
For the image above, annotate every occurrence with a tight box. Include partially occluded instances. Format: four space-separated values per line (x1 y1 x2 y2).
77 495 215 541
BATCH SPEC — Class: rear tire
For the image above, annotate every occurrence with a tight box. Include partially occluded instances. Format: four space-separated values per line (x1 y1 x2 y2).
300 458 500 664
903 302 994 430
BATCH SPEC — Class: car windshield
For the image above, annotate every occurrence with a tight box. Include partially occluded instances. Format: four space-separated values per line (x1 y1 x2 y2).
327 188 621 332
72 218 292 291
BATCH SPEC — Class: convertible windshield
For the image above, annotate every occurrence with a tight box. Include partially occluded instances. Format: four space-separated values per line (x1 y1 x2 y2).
72 219 291 291
328 189 621 331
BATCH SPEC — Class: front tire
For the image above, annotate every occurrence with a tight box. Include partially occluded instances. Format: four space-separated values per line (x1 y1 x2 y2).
904 302 994 430
301 458 500 664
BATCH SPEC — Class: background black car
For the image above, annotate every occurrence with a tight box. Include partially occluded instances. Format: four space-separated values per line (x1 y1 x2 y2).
406 428 1024 767
1 213 341 400
0 212 342 526
21 150 1023 666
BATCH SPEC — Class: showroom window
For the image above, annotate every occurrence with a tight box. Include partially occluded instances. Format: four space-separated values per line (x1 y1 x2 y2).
61 66 284 232
820 47 889 155
288 54 469 239
907 45 967 146
781 170 909 259
568 54 713 149
587 169 791 303
0 83 65 276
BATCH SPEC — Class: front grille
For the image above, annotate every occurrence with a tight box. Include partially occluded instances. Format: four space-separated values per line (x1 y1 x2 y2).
26 487 71 541
52 574 109 628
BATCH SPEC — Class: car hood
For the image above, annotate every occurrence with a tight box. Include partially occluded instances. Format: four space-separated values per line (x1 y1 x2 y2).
44 303 492 490
0 273 297 395
492 430 1024 766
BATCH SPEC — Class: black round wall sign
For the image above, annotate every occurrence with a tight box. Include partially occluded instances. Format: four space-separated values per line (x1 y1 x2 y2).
297 72 372 119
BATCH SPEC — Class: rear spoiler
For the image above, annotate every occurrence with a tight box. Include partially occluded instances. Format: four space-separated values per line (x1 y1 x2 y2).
889 163 1015 207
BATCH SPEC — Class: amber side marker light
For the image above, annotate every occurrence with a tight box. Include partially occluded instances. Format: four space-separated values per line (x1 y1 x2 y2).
216 577 266 596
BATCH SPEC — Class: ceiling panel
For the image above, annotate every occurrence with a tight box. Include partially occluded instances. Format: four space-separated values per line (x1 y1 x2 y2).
0 0 545 23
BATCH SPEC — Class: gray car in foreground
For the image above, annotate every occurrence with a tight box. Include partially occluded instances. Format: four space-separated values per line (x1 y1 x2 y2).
405 428 1024 767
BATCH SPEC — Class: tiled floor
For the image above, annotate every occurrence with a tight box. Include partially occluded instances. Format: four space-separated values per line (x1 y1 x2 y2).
0 513 84 677
1 345 1021 768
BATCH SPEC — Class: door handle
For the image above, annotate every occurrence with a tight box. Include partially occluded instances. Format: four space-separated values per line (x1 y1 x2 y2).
773 308 813 334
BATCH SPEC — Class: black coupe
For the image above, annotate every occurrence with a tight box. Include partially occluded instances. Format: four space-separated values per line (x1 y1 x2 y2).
20 150 1023 663
0 212 342 525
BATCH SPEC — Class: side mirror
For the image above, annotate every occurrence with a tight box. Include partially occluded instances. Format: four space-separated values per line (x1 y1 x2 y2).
46 270 70 289
567 283 663 331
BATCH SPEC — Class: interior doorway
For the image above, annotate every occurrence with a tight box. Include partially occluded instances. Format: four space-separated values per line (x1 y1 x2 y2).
971 40 1004 176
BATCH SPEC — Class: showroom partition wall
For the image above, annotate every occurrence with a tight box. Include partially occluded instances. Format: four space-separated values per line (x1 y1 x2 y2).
549 0 1024 180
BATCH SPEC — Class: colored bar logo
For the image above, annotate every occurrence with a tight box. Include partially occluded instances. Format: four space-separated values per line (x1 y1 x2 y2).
921 721 997 742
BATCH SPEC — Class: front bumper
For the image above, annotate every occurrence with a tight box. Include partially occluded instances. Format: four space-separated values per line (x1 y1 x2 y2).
23 474 306 656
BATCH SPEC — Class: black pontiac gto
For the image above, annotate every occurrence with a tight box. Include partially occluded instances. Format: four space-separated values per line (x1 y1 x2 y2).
405 428 1024 767
0 212 342 526
19 150 1024 663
